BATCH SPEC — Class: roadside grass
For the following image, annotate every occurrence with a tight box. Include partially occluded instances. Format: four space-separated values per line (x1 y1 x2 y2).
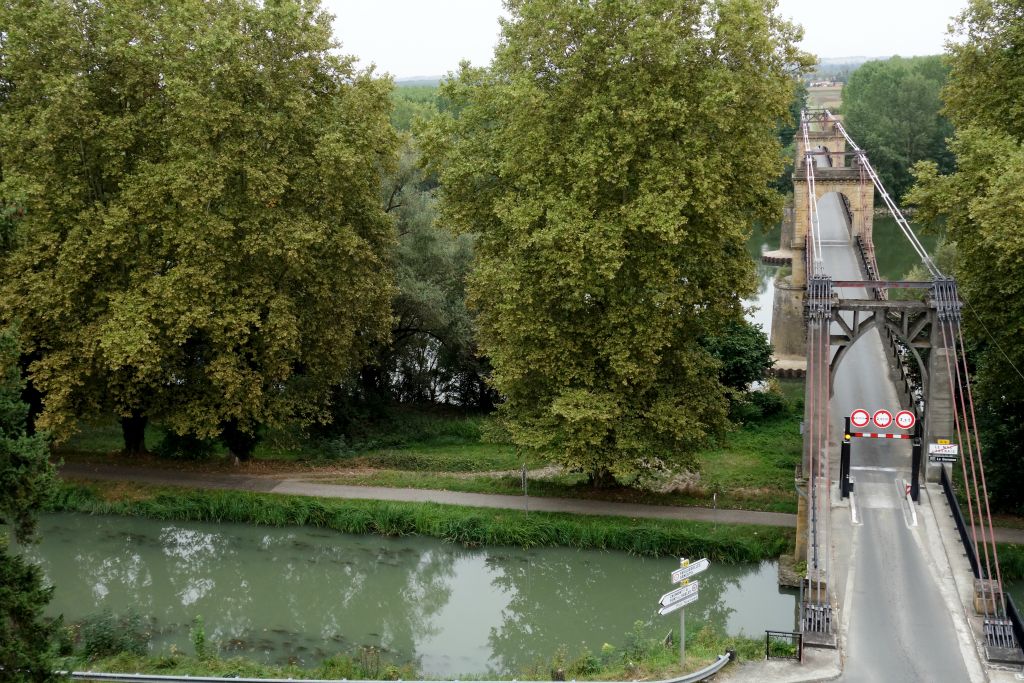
50 480 794 562
67 622 760 681
997 543 1024 582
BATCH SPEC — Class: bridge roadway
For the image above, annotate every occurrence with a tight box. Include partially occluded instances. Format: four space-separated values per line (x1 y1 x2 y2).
816 193 974 681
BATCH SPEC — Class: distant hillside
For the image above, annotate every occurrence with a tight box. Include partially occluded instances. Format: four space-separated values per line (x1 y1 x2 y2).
396 76 443 87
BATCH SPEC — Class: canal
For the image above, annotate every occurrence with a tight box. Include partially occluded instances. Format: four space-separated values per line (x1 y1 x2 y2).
25 513 796 675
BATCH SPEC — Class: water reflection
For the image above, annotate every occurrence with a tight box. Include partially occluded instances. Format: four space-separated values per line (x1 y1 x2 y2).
24 514 795 676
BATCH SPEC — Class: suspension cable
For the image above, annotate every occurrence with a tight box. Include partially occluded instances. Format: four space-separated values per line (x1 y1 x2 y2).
935 280 994 618
956 323 1006 615
824 111 940 278
801 112 824 275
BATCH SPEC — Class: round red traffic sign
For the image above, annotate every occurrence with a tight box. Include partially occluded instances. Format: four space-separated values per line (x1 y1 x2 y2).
895 410 916 430
851 409 870 428
873 409 894 429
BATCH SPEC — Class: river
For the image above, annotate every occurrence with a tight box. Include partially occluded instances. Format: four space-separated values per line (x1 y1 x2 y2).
23 513 795 676
745 215 939 338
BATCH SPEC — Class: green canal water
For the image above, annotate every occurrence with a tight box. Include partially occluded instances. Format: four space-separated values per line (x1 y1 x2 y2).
24 513 796 676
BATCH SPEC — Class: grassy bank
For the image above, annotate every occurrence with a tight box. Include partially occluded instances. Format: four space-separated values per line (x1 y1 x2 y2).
51 480 793 562
998 543 1024 582
64 622 761 681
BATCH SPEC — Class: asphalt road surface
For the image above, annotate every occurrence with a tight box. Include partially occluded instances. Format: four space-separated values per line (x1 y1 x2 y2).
816 193 972 682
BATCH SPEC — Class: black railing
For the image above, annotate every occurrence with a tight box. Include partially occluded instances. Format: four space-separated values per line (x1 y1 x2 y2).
1007 594 1024 656
940 465 981 578
765 630 803 661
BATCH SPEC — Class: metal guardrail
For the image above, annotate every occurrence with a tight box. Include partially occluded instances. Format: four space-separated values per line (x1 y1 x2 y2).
68 654 735 683
940 465 981 578
1007 594 1024 657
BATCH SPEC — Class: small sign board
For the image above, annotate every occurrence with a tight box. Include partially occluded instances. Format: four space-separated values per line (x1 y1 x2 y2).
659 581 699 608
671 558 709 584
851 409 870 429
929 454 959 464
928 442 959 456
937 438 951 445
658 591 698 616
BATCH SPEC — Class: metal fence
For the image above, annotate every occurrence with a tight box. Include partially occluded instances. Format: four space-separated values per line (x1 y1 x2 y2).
939 465 981 578
765 630 803 662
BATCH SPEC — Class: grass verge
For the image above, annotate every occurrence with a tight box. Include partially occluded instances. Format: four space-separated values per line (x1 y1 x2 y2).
64 623 761 681
51 480 793 562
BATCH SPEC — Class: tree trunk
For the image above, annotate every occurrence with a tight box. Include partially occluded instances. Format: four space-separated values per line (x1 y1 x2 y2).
121 411 148 455
221 419 258 462
588 467 616 490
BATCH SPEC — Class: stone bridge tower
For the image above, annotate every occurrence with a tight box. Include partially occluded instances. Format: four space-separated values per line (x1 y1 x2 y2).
770 119 875 366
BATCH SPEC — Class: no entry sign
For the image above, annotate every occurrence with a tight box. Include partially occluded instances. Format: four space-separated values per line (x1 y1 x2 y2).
895 410 916 430
851 409 870 428
872 409 894 429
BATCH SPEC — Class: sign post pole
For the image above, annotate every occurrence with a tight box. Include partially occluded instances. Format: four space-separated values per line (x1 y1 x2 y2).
679 559 686 667
841 416 851 498
680 605 685 666
910 422 922 502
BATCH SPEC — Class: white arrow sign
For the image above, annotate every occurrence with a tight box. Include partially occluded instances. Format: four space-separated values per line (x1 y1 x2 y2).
671 558 710 584
659 580 699 607
658 591 698 616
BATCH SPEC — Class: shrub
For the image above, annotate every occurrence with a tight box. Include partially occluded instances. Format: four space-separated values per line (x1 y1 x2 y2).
76 610 149 659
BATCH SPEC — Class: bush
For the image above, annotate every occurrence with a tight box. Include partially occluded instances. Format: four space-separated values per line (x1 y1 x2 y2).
155 431 216 461
729 388 789 424
76 610 150 659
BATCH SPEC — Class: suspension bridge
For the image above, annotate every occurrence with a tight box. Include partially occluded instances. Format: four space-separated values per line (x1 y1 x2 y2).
767 109 1021 680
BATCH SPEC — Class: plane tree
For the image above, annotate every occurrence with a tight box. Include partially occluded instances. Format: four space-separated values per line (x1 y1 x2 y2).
907 0 1024 512
0 0 398 457
422 0 811 485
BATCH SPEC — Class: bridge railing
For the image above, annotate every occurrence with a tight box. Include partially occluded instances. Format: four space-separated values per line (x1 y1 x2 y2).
1007 595 1024 659
940 465 982 578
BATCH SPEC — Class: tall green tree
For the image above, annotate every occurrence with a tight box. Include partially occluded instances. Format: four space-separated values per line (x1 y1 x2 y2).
907 0 1024 512
0 0 398 457
0 329 60 681
423 0 810 485
842 55 954 199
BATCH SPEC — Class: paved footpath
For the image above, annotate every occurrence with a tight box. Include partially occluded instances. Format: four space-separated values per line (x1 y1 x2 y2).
59 462 1024 541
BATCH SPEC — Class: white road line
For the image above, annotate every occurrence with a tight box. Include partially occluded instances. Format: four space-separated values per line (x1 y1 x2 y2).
850 489 861 525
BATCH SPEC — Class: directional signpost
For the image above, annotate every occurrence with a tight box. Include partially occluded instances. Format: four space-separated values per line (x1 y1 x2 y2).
671 558 709 584
659 558 710 667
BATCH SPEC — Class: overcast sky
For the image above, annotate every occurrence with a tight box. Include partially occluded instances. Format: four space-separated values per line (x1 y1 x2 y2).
322 0 968 79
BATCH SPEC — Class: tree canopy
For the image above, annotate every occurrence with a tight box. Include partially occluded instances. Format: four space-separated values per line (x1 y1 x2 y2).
842 55 954 200
0 0 398 453
423 0 810 484
907 0 1024 512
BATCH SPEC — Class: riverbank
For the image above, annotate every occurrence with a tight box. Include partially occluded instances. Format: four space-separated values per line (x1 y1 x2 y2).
65 623 763 681
51 480 794 562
